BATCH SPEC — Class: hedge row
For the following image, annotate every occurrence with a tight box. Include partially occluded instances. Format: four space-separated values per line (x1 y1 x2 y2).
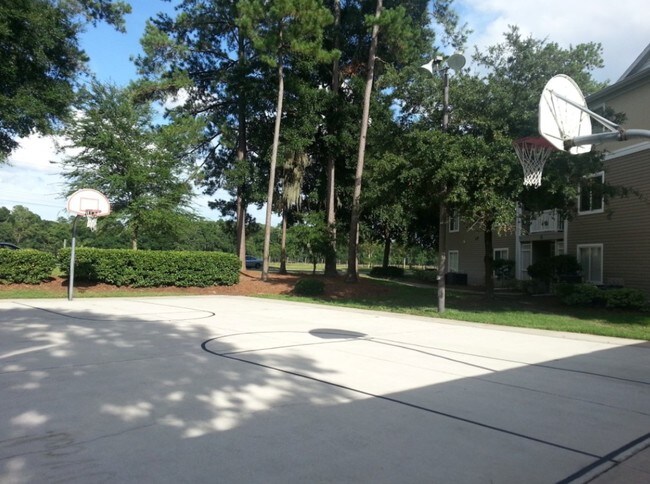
0 249 57 284
554 283 647 310
58 248 240 287
369 266 405 278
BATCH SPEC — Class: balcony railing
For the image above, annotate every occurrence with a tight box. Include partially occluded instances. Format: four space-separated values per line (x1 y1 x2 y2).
529 210 564 233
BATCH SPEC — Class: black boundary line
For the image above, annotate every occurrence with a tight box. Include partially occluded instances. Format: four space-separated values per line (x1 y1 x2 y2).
201 336 601 460
374 337 650 386
557 432 650 483
207 331 649 387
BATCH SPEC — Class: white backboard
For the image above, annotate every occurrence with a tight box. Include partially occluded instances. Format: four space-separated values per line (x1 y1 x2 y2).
539 74 592 154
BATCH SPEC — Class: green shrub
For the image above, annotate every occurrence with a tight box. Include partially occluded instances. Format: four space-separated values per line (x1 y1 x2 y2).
293 278 325 296
528 255 581 284
0 249 57 284
369 266 405 278
58 248 240 287
603 288 646 310
555 283 602 306
494 259 515 280
412 269 438 284
521 279 549 295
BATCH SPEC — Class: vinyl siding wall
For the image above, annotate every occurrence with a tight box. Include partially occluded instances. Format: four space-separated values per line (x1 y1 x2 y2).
568 147 650 295
446 220 517 286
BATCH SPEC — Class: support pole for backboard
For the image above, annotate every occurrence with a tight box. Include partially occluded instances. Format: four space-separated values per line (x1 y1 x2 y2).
567 129 650 150
68 215 80 301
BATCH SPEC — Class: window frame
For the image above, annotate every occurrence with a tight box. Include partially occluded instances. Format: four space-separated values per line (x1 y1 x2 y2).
577 243 603 285
448 250 459 273
449 210 460 233
578 171 605 215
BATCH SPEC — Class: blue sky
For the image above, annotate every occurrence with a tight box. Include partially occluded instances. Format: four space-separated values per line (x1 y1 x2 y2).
1 0 648 222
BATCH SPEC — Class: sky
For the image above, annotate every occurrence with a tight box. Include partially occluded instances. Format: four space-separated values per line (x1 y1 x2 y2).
1 0 648 222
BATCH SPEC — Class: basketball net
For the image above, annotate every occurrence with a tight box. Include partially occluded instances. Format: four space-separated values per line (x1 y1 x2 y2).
85 210 99 232
513 137 555 187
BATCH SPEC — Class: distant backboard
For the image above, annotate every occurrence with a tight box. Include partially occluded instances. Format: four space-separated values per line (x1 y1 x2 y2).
539 74 592 154
66 189 111 217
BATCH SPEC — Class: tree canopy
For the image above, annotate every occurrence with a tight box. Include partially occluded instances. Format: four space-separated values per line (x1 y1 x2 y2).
0 0 131 160
58 81 205 249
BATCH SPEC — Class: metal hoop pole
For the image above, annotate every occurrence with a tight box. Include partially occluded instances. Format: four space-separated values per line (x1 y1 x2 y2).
567 129 650 150
68 215 80 301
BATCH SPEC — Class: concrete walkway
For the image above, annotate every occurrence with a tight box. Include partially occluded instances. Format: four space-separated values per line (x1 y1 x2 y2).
1 296 648 483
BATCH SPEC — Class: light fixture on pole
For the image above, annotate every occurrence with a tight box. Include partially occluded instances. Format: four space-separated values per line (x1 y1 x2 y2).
420 53 465 314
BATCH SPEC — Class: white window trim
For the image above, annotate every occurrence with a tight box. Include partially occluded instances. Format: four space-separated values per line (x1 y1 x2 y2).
578 171 605 215
449 211 460 233
493 248 509 259
448 250 459 272
577 243 604 285
520 243 531 280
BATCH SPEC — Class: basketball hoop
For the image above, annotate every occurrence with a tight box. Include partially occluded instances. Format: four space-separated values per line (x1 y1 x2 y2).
85 210 99 231
66 188 111 231
513 136 555 187
66 189 111 301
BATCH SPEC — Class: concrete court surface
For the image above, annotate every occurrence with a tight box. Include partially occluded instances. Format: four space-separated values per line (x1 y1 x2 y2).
1 296 649 483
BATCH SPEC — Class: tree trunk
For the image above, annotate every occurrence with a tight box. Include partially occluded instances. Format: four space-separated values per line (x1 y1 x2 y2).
262 60 284 281
324 0 341 278
279 205 288 275
382 233 391 269
236 189 246 269
484 221 495 298
347 0 382 282
236 32 248 271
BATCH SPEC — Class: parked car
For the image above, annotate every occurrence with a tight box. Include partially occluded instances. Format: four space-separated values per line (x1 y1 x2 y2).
0 242 19 250
245 255 263 269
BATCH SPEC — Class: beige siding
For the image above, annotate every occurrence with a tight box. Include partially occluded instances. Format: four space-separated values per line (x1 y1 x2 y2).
598 83 650 152
569 148 650 295
447 221 516 286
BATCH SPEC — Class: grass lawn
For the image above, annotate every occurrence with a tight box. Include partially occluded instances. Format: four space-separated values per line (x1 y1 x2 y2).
2 267 648 340
268 279 650 341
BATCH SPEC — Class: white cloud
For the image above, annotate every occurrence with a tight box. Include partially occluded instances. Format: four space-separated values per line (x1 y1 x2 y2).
7 134 64 174
457 0 648 82
162 88 190 110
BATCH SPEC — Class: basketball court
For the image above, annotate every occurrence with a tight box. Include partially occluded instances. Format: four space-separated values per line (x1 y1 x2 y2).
1 296 648 483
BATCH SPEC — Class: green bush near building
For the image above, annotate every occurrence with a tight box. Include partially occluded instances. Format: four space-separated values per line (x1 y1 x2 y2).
554 283 647 310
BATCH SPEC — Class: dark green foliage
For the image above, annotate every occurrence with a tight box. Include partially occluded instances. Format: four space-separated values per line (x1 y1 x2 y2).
554 283 646 310
528 255 581 284
412 269 438 284
369 266 404 278
0 0 130 159
293 278 325 296
554 283 601 306
603 288 646 310
0 249 57 284
58 248 240 287
493 259 515 280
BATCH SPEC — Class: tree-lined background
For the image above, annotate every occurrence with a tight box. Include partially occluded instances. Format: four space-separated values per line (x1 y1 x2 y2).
1 0 610 282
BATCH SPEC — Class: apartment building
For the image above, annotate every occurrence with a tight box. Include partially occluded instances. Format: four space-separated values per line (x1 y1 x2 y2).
446 43 650 295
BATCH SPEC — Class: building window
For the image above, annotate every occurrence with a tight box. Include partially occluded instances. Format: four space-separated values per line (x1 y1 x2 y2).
578 172 604 214
449 210 460 232
577 244 603 284
448 250 459 272
493 248 509 260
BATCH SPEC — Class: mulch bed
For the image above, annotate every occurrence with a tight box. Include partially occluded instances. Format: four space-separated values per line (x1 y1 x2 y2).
0 271 393 299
